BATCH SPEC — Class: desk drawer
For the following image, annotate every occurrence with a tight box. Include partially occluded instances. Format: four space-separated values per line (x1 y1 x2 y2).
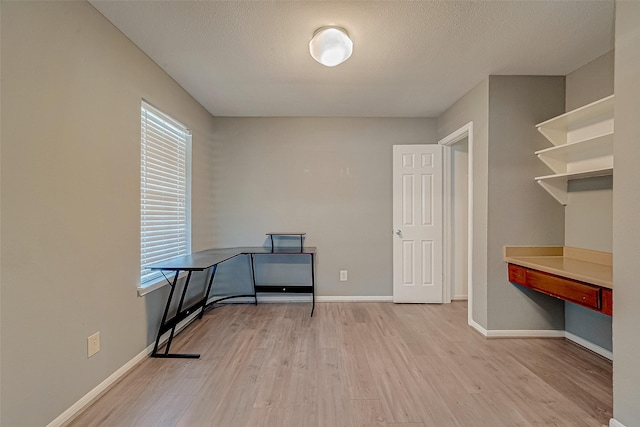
526 269 600 310
601 288 613 316
508 264 527 286
255 285 312 293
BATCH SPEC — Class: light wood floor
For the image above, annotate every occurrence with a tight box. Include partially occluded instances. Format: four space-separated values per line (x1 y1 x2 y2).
69 302 612 426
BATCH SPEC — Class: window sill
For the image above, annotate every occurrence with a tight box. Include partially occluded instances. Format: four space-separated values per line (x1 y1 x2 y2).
137 271 188 296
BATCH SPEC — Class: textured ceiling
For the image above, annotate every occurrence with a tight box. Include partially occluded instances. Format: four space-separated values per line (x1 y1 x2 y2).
90 1 614 117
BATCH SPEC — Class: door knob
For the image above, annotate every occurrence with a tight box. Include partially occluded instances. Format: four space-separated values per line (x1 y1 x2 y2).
395 229 402 236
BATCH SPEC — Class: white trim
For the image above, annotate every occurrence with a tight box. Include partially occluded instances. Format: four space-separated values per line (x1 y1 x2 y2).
224 295 312 304
469 327 612 360
441 144 452 304
439 122 474 328
141 99 191 134
137 280 168 296
610 418 626 427
258 295 311 303
452 295 468 301
137 271 190 296
46 311 201 427
468 319 488 336
565 331 612 360
316 295 393 302
467 322 565 339
219 295 394 303
46 347 149 427
485 329 566 338
439 122 473 146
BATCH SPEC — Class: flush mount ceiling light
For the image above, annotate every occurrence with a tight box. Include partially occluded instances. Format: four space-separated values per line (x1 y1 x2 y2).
309 26 353 67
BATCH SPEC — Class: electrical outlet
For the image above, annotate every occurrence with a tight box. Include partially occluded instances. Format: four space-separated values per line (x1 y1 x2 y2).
340 270 348 281
88 332 100 358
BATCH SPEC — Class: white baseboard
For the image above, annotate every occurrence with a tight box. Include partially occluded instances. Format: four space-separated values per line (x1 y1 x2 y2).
466 323 565 339
468 318 488 335
452 295 468 301
222 295 312 304
468 324 612 360
46 311 201 427
216 295 394 303
485 329 566 338
46 346 149 427
316 295 393 302
610 418 626 427
468 322 565 339
259 295 312 303
565 331 613 360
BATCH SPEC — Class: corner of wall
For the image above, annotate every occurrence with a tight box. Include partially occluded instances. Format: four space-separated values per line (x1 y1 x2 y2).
486 76 565 331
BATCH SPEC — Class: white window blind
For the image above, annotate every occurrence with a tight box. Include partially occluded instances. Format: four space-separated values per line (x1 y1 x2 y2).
140 101 191 286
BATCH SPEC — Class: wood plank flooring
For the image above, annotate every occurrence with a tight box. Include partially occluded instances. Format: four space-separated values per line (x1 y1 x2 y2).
68 302 612 426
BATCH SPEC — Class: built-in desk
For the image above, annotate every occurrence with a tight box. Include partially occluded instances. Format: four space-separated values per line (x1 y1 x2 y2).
504 246 612 316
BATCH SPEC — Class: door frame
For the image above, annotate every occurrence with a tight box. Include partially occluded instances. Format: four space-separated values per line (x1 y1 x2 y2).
438 122 474 326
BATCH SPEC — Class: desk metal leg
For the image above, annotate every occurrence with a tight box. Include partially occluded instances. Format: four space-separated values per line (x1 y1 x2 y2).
310 253 315 317
151 271 200 359
164 271 191 353
250 254 258 305
152 271 179 356
199 264 218 319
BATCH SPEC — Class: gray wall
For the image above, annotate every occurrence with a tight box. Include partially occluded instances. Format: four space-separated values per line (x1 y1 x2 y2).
437 79 490 327
612 1 640 424
1 3 217 426
486 76 566 330
437 77 567 331
564 51 614 352
566 50 615 112
210 117 437 298
565 51 614 252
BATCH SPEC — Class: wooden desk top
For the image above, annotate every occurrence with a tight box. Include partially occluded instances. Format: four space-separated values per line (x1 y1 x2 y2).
504 246 612 289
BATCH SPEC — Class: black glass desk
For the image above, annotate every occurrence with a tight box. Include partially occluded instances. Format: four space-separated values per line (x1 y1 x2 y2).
266 232 305 251
146 246 315 358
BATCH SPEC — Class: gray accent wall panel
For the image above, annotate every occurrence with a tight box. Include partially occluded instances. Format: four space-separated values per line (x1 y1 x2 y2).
487 76 566 330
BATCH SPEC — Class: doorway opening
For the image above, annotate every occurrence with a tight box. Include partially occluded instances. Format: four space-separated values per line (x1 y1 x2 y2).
439 122 474 326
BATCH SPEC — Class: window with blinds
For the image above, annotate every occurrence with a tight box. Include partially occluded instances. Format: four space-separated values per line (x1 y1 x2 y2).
140 101 191 286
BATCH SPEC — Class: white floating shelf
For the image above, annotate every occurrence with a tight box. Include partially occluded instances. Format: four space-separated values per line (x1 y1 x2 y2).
535 132 613 174
535 167 613 182
535 168 613 206
536 95 614 146
534 95 614 204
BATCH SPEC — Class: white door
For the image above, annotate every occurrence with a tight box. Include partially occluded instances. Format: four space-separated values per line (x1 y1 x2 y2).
393 145 443 303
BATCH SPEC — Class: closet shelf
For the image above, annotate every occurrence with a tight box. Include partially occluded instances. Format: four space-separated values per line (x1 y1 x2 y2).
535 167 613 182
534 95 614 204
536 95 614 146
